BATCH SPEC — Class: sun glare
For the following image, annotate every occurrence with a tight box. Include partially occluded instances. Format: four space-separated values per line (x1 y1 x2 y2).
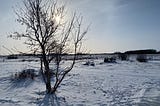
55 16 61 24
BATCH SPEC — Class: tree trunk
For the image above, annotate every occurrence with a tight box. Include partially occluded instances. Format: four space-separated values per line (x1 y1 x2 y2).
46 75 51 93
42 48 52 93
44 61 51 93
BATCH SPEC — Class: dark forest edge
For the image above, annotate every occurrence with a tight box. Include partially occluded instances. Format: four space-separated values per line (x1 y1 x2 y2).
1 49 160 57
123 49 158 54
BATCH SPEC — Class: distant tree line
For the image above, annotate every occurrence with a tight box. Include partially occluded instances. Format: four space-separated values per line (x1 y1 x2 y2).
124 49 158 54
4 49 160 59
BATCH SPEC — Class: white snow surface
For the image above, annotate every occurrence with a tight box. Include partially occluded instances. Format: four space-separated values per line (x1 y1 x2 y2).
0 58 160 106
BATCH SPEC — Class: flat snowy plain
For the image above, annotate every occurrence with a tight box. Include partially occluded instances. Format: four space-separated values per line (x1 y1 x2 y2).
0 56 160 106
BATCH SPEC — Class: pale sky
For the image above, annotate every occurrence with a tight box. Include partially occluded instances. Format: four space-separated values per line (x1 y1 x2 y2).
0 0 160 54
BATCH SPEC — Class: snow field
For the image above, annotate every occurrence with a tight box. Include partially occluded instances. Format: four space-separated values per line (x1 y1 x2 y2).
0 59 160 106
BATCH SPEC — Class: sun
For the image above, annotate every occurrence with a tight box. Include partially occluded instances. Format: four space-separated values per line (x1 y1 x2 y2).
55 15 61 24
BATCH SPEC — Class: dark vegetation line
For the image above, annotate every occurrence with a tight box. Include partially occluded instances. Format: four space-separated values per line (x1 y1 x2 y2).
1 49 159 57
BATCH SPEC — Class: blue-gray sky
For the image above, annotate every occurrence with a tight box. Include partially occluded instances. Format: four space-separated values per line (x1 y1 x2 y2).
0 0 160 54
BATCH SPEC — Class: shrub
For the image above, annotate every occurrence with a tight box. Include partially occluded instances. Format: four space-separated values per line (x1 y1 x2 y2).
83 61 95 66
136 55 147 62
14 69 37 80
118 53 128 61
7 55 18 59
104 57 116 63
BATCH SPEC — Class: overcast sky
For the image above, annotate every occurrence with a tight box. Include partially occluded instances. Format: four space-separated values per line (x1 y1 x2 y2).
0 0 160 54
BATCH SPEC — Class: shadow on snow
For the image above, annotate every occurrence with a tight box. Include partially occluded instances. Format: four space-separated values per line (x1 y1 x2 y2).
38 94 67 106
8 78 34 90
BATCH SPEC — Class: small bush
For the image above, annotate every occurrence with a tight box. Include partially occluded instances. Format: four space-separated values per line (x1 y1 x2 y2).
136 55 147 62
83 61 95 66
118 54 128 61
104 57 116 63
14 69 37 80
7 55 18 59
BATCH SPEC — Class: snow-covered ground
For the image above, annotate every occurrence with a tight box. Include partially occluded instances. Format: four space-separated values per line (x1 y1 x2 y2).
0 58 160 106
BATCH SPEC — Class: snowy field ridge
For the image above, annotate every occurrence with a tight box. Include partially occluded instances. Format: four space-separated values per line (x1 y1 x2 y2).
0 57 160 106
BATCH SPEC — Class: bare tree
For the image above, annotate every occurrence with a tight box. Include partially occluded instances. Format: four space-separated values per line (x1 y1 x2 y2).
10 0 88 93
